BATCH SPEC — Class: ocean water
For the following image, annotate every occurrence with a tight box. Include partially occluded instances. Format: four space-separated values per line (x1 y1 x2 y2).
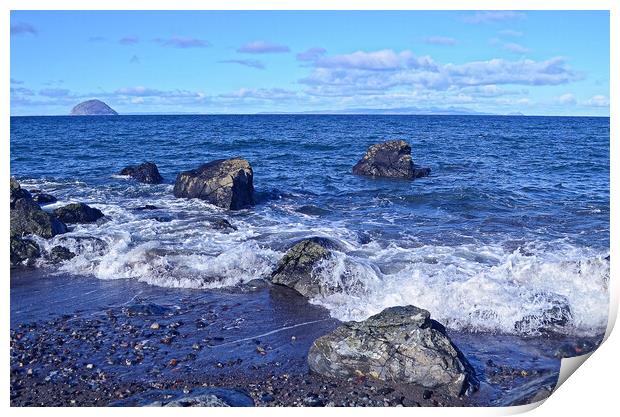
10 115 610 337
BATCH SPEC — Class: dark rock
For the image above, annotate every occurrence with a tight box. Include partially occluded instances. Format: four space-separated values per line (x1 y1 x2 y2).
119 162 163 184
308 305 478 397
70 99 118 116
173 158 254 210
32 193 57 205
125 302 172 316
56 235 107 253
352 140 430 180
10 180 67 239
10 237 40 266
209 218 237 231
134 204 159 211
10 178 32 208
49 246 76 263
514 293 573 335
271 237 341 297
53 203 104 224
109 388 254 407
295 205 332 216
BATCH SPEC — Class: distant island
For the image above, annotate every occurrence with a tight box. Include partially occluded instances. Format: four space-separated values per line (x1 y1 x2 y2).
70 99 118 116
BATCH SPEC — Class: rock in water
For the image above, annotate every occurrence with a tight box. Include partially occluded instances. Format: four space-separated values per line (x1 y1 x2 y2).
10 237 40 266
352 140 430 179
49 246 76 263
70 99 118 116
10 180 67 239
173 158 254 210
308 306 478 397
271 237 341 297
53 203 104 224
119 162 163 184
32 192 57 205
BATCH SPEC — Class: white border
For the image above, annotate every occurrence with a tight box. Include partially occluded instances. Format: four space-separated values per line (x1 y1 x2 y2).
3 1 616 416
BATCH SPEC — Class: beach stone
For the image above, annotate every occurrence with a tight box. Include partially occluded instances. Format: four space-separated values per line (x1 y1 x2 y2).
49 246 76 263
119 162 163 184
109 388 254 407
70 99 117 116
53 203 104 224
173 158 254 210
10 181 67 239
271 237 341 298
352 140 430 180
308 305 478 397
32 193 57 205
10 237 41 266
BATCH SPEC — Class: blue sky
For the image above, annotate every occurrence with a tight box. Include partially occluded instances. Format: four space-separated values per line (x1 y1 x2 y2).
10 10 609 116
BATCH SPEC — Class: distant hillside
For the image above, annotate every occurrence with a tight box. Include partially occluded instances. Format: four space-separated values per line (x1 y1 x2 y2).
70 99 118 116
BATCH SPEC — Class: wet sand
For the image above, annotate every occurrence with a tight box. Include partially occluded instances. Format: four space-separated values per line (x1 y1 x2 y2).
10 269 602 407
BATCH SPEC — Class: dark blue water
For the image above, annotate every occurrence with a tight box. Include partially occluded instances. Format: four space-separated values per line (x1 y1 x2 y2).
10 115 610 336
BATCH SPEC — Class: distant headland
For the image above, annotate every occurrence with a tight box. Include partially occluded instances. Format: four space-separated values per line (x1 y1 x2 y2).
70 99 118 116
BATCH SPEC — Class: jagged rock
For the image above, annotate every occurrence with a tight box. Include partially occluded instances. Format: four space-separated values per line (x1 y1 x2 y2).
173 158 254 210
308 305 478 397
70 99 118 116
49 246 76 263
271 237 342 298
53 203 104 224
10 177 32 208
119 162 163 184
10 189 67 239
352 140 430 179
209 218 237 231
10 237 40 266
32 193 57 205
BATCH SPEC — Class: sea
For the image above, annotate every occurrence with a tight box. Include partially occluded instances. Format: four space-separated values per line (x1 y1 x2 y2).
10 114 610 338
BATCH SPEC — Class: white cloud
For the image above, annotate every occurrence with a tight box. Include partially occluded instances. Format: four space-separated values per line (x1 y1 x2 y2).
463 11 525 24
237 40 290 54
557 93 576 105
584 95 609 107
502 42 530 54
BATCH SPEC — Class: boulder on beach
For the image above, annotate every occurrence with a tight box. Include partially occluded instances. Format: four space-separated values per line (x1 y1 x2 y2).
352 140 430 180
173 158 254 210
70 99 118 116
10 179 67 239
308 305 478 397
119 162 163 184
109 387 255 407
53 202 104 224
271 237 341 298
32 192 57 205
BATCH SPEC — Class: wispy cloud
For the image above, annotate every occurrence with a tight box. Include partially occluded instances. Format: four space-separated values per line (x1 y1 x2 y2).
424 36 457 46
498 29 524 37
502 42 530 54
220 88 298 101
556 93 576 105
39 88 71 98
237 40 290 54
584 95 609 107
11 22 37 36
155 36 211 48
463 11 525 24
130 55 140 64
10 78 24 85
219 59 265 69
119 36 139 45
296 47 327 61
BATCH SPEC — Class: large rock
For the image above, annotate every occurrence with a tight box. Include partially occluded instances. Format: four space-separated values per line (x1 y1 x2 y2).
10 237 40 267
119 162 163 184
173 158 254 210
70 99 118 116
352 140 430 179
271 237 340 297
53 203 104 224
109 387 254 407
308 306 478 397
32 192 57 205
10 185 67 239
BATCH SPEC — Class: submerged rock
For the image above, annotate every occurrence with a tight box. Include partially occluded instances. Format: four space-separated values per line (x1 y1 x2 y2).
10 237 40 266
308 305 478 397
514 293 573 335
70 99 118 116
352 140 430 180
49 246 76 263
119 162 163 184
32 193 57 205
173 158 254 210
271 237 341 298
109 387 254 407
53 203 104 224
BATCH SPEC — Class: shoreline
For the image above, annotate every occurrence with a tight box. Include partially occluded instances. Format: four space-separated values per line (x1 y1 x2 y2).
10 269 604 407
